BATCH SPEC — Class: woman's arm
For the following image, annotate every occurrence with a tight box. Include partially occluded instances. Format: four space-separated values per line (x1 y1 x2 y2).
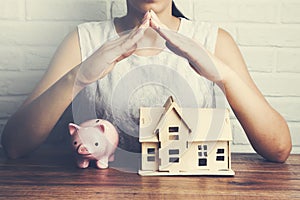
1 30 83 159
149 10 292 162
214 29 292 162
1 14 151 159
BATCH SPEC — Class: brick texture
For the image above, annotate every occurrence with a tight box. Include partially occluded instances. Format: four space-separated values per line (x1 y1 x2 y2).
0 0 299 153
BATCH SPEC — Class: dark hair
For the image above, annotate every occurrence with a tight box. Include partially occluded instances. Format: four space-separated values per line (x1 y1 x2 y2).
172 1 188 19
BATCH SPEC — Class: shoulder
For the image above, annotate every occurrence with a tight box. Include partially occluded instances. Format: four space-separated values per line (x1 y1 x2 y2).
214 28 257 88
215 28 237 52
214 28 244 66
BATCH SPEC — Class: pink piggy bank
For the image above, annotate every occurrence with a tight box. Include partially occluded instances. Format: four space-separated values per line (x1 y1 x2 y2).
68 119 119 169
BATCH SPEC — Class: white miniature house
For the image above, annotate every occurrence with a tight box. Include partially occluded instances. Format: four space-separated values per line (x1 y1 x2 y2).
138 96 235 176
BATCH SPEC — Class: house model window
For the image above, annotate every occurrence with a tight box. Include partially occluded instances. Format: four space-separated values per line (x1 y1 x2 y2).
198 145 208 167
216 148 225 161
147 148 156 162
169 126 179 140
139 96 235 176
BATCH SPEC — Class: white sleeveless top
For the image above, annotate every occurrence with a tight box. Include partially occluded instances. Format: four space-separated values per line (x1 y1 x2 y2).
74 18 219 152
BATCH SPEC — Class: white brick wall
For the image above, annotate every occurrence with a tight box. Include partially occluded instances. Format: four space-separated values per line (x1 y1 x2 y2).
0 0 299 154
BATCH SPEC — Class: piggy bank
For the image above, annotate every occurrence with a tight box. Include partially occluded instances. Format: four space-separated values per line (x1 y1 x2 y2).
68 119 119 169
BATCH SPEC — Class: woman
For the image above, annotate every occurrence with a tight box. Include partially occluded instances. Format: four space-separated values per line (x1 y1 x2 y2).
1 0 291 162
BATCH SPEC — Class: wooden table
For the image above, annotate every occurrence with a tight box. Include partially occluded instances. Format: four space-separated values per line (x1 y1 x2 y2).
0 146 299 199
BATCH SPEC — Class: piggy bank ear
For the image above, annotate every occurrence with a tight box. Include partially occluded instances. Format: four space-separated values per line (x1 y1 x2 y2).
69 123 80 136
97 124 105 133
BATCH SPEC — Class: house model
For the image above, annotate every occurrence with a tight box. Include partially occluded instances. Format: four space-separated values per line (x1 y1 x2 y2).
138 96 235 176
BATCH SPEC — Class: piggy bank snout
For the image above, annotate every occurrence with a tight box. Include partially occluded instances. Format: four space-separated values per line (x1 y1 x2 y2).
77 144 90 155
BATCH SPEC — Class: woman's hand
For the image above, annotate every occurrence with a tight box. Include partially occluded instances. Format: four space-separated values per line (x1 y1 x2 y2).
148 11 292 162
149 10 226 83
76 12 151 87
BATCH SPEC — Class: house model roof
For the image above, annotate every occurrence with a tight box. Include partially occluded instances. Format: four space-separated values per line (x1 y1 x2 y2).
139 96 232 143
154 96 192 135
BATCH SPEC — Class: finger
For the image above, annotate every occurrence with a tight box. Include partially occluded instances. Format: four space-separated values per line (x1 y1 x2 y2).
106 12 150 48
148 13 176 46
108 26 146 63
103 24 144 52
165 41 188 58
120 20 149 51
106 41 137 66
104 22 141 47
101 15 149 64
154 26 179 50
139 15 150 29
103 11 150 48
142 10 151 25
115 46 137 63
149 11 168 30
119 19 148 44
149 10 186 52
102 30 133 49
